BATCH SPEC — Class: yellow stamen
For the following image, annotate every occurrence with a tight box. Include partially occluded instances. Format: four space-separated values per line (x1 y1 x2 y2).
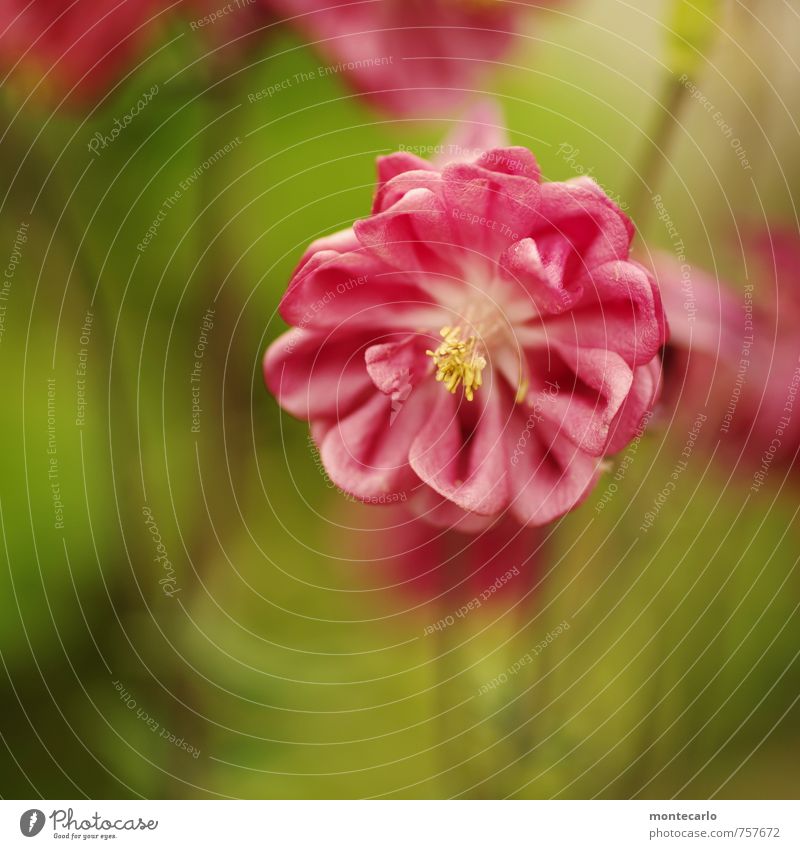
426 326 487 402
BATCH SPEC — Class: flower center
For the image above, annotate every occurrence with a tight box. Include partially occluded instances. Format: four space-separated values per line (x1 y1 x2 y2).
426 326 487 402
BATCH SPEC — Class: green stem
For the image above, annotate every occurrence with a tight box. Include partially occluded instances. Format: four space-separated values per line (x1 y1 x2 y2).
627 73 690 232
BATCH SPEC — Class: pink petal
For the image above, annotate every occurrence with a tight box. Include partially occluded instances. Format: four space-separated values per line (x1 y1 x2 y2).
280 242 441 330
263 327 374 421
0 0 162 103
372 168 444 215
530 344 634 456
294 227 362 277
606 359 662 454
354 186 457 277
377 151 434 184
543 259 667 367
265 0 519 117
532 177 633 274
441 147 542 258
409 382 511 516
499 237 583 315
507 413 601 527
373 505 544 603
374 154 435 212
319 383 434 501
433 99 510 166
365 334 433 397
409 487 497 532
652 251 738 358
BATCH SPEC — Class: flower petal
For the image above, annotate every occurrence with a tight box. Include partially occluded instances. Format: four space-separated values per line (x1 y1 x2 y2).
499 237 583 315
441 147 542 258
434 99 510 166
372 168 443 215
281 241 442 330
263 327 374 421
408 487 496 532
507 413 601 527
606 359 662 454
293 227 362 277
365 334 433 398
409 382 510 516
265 1 517 116
355 186 458 278
652 251 738 357
376 153 434 198
319 383 433 500
530 344 634 456
543 259 667 367
532 177 633 274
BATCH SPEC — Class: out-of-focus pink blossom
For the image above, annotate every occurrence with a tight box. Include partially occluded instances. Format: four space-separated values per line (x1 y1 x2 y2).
188 0 275 63
265 104 666 528
651 250 742 422
262 0 548 116
0 0 165 104
731 230 800 476
654 229 800 479
357 506 545 604
1 1 549 112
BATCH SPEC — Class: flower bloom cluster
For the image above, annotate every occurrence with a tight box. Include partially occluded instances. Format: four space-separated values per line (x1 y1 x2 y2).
265 108 667 529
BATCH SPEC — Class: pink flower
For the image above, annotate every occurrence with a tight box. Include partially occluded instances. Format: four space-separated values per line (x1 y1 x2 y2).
188 0 275 57
652 250 742 423
264 104 666 528
0 0 164 104
368 507 546 604
747 230 800 475
262 0 548 116
655 229 800 479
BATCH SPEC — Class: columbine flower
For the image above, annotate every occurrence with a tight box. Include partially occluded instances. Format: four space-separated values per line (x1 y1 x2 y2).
265 104 666 528
748 230 800 477
656 230 800 479
360 506 545 604
652 249 742 423
0 0 165 104
263 0 548 116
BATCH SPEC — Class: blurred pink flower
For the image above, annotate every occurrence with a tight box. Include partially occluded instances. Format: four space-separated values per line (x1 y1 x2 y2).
188 0 275 60
746 230 800 475
263 0 548 115
652 250 742 422
265 104 666 528
2 1 546 112
377 507 545 604
0 0 164 103
655 229 800 479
